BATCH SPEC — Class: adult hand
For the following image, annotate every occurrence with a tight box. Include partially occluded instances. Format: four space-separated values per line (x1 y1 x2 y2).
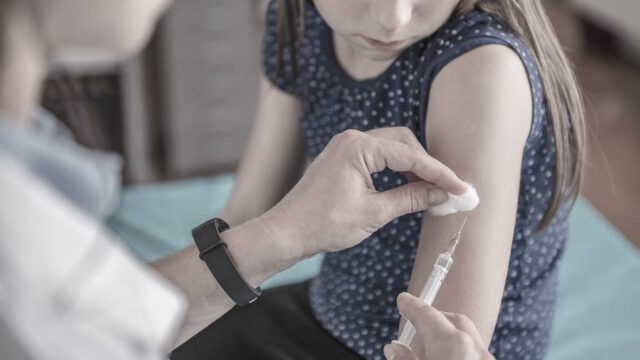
260 127 468 258
384 293 495 360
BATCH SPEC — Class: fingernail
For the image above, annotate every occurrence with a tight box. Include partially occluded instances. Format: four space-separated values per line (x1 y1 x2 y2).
397 292 412 305
383 344 397 359
428 189 448 205
455 181 470 195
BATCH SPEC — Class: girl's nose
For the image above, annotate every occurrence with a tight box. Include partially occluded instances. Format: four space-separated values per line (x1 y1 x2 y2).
370 0 413 34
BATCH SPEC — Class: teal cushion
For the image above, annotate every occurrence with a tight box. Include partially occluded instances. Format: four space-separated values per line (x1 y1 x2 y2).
547 200 640 360
108 175 640 358
107 175 234 262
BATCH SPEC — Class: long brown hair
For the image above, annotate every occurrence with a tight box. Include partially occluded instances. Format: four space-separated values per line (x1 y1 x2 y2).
275 0 586 230
275 0 307 81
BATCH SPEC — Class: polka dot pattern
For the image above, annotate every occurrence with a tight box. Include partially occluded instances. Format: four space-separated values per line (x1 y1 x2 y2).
261 2 569 359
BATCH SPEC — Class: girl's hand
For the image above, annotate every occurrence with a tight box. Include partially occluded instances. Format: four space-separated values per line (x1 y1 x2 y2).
260 127 467 258
383 293 495 360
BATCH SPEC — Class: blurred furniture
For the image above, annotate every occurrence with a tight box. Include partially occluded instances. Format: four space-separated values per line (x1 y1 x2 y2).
155 0 260 178
45 1 263 184
123 0 262 183
42 74 124 153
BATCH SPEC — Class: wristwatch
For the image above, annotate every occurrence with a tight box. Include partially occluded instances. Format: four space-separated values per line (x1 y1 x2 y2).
192 218 261 306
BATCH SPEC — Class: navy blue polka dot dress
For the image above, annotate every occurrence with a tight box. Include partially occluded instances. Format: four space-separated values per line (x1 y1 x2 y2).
262 2 569 359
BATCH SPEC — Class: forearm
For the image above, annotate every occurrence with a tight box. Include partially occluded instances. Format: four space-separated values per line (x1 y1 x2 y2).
152 211 302 349
222 137 307 226
221 77 306 226
220 160 304 226
221 154 306 226
406 212 512 345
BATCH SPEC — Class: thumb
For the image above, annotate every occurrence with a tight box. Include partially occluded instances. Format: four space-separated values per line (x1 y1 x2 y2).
374 182 448 220
384 342 419 360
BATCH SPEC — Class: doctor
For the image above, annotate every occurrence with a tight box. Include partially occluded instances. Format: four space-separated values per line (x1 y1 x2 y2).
0 0 492 359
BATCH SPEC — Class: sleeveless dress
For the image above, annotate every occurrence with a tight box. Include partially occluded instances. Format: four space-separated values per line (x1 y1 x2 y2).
262 1 569 359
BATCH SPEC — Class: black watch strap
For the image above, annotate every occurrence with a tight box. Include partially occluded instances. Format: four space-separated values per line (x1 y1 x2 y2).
192 218 261 306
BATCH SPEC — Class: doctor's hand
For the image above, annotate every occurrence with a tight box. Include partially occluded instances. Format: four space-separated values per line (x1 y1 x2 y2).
384 293 495 360
260 128 468 258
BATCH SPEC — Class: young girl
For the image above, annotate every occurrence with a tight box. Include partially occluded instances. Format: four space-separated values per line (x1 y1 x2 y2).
173 1 585 359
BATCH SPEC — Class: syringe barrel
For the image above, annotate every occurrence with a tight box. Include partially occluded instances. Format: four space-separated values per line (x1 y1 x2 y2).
435 253 453 272
419 254 451 304
397 254 452 346
397 323 416 346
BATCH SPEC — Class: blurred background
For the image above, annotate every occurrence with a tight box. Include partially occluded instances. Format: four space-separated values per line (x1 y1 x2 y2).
40 0 639 358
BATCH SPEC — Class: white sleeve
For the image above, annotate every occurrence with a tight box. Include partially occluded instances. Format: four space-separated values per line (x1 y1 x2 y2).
0 152 186 360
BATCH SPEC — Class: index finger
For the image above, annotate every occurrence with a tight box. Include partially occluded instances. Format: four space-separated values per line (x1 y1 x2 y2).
369 138 468 195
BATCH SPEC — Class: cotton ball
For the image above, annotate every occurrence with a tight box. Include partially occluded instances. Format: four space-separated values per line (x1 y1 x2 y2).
428 182 479 216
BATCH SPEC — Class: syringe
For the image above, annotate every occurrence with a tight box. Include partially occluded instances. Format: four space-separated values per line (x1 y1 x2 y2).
396 217 468 347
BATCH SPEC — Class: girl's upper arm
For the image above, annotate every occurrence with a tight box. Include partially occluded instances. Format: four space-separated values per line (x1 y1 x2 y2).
221 75 306 225
407 44 533 345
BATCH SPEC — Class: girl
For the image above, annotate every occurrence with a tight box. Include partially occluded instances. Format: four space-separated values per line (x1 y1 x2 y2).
173 1 585 359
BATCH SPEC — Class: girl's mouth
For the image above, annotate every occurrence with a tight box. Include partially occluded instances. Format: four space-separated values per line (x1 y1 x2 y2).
361 36 405 51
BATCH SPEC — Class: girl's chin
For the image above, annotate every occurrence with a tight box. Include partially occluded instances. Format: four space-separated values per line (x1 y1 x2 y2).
357 46 404 62
353 38 410 61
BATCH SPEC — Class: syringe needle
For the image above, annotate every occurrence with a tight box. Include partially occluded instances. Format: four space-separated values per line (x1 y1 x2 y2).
457 217 468 235
445 217 468 256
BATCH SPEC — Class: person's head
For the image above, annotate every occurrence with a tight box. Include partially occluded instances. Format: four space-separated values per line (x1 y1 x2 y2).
277 0 586 230
0 0 172 64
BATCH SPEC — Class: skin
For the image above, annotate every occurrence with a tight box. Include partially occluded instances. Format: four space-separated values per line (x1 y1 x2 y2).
228 0 532 357
0 0 469 352
407 44 531 347
220 77 309 226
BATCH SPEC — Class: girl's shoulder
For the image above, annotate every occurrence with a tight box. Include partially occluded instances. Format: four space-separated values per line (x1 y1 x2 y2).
417 10 534 76
414 10 548 147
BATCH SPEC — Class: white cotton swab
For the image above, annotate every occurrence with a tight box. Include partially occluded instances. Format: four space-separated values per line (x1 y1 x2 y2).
428 182 479 216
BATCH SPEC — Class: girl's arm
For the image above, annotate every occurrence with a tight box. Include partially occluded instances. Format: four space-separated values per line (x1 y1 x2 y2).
220 75 306 225
406 45 533 345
